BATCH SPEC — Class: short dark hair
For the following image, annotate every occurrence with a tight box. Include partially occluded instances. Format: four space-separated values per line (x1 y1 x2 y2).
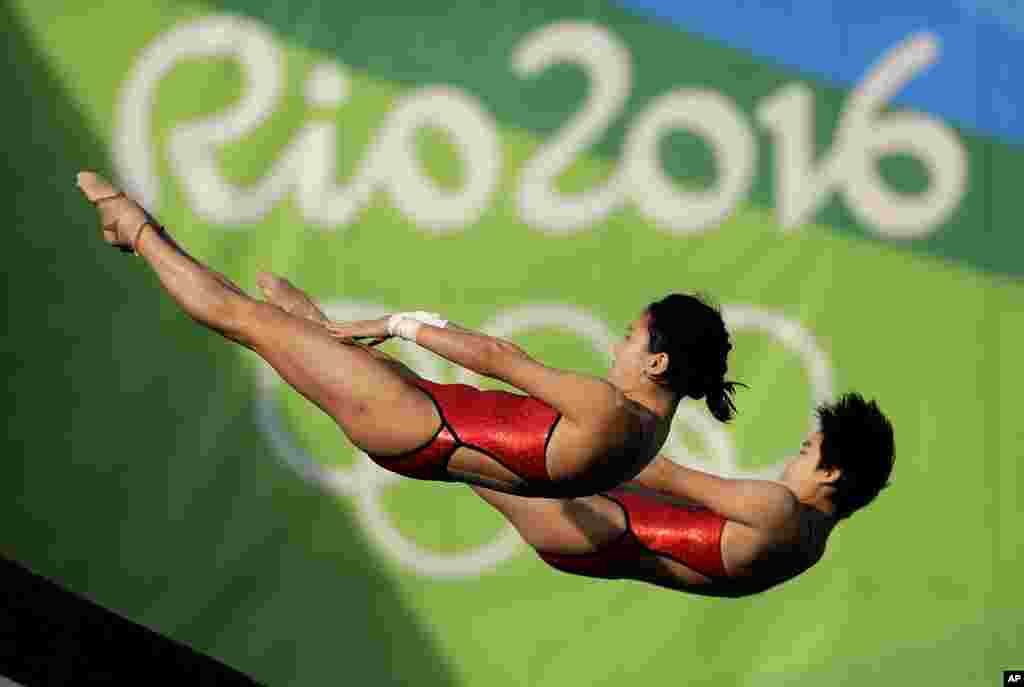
816 393 895 520
645 293 744 422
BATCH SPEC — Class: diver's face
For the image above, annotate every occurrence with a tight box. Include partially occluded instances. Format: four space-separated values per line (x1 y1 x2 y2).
781 432 824 484
608 313 654 389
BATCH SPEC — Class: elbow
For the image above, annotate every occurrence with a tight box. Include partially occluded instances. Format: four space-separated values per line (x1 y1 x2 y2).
478 339 505 377
479 338 523 378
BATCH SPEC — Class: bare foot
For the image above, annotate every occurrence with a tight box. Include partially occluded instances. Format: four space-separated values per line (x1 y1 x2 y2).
76 171 158 253
256 272 328 323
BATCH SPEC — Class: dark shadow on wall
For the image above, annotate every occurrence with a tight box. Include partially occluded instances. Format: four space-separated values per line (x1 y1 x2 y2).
0 6 457 687
0 555 264 686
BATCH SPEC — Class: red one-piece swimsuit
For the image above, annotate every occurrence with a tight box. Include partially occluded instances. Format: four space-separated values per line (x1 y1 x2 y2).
367 378 726 579
537 488 729 581
366 378 562 485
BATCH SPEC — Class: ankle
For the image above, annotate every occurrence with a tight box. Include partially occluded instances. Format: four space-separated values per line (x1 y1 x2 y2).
133 222 163 256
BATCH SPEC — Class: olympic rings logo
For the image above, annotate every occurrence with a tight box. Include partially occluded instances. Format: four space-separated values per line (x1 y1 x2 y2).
250 303 833 578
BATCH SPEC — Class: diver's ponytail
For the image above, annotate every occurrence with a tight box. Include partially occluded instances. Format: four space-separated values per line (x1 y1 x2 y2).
704 379 745 423
645 293 746 423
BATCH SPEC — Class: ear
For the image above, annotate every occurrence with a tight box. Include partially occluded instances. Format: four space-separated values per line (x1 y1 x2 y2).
647 352 669 377
819 466 841 486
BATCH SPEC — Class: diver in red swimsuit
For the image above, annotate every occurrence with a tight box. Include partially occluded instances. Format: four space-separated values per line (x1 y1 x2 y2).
240 270 894 597
323 304 741 498
476 393 894 597
78 174 894 596
77 171 740 499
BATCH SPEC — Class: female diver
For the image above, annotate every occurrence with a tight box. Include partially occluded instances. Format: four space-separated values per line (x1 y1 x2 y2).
77 171 740 498
217 264 896 597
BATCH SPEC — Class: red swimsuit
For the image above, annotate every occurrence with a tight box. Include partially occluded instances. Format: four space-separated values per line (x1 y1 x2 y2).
364 380 724 581
367 378 727 580
537 488 729 580
367 378 562 484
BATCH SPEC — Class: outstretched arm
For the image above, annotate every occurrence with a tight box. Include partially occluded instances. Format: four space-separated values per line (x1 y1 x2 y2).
629 455 798 531
325 315 527 379
325 316 624 425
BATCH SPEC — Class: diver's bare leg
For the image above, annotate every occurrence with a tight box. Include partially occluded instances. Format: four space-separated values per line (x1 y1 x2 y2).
76 172 438 456
468 486 626 554
256 272 423 383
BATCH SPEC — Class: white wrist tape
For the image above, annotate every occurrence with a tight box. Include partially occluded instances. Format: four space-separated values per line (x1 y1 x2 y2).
387 311 448 341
